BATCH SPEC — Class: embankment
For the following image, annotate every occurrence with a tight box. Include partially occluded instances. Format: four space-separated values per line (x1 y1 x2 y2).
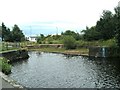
0 49 29 63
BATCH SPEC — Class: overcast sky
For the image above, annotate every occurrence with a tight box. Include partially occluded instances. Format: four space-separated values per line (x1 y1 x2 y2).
0 0 119 36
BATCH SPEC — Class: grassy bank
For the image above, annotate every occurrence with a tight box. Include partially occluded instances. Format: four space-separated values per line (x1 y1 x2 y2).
29 47 89 55
0 57 11 75
76 39 117 47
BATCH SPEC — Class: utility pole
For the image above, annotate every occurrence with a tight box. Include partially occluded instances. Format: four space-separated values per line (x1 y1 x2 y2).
56 27 58 35
30 26 32 36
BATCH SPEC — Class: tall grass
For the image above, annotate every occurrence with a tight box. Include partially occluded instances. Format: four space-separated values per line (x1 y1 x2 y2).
76 38 117 48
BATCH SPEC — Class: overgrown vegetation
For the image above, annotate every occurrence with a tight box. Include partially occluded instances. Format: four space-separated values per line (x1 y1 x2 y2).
82 6 120 48
0 57 11 75
63 35 77 49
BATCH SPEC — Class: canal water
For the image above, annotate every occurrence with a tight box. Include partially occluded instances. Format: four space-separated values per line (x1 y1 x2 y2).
8 51 120 88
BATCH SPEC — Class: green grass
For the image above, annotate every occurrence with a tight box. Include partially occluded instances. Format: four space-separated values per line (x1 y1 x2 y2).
76 38 117 47
29 47 66 53
29 47 89 55
0 57 11 75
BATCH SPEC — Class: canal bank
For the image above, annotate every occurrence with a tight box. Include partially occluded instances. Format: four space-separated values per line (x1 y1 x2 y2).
0 49 29 63
0 71 27 89
0 49 29 89
28 46 120 58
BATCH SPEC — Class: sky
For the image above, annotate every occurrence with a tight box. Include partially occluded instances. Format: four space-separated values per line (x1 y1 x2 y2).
0 0 120 36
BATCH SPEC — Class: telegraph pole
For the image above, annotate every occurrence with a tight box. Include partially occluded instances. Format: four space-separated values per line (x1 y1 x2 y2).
30 26 32 36
56 27 58 35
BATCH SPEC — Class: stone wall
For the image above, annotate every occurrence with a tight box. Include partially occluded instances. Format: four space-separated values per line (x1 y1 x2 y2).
27 44 64 49
89 46 120 58
0 49 29 63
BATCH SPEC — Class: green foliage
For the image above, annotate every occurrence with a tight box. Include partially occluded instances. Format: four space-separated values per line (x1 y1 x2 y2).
0 57 11 75
63 35 77 49
37 34 45 44
1 22 12 41
98 39 117 47
96 10 116 40
62 30 81 40
82 26 100 41
114 7 120 48
37 34 63 44
75 38 117 48
12 24 25 42
82 8 120 45
1 23 25 42
52 35 61 40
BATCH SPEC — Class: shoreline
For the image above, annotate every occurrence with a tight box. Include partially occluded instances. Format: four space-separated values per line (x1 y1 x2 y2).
28 48 89 57
0 71 27 89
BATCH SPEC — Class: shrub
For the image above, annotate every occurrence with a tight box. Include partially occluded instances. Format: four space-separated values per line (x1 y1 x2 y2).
63 35 77 49
0 57 11 75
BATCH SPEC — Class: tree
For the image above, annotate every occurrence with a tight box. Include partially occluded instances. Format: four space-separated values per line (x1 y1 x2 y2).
1 22 7 41
82 26 100 41
52 35 61 40
37 34 45 44
12 24 25 42
4 28 12 42
96 10 116 40
63 35 77 49
1 22 12 42
61 30 81 40
114 7 120 47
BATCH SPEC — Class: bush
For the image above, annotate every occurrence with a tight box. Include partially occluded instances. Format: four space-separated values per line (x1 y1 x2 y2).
63 35 77 49
0 57 11 75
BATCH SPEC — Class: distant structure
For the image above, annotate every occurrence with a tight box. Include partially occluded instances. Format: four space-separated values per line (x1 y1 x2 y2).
26 36 37 42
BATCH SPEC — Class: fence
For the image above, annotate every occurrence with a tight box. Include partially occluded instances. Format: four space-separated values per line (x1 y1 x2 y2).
1 42 21 51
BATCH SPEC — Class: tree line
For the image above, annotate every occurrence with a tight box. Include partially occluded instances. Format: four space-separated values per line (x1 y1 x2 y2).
1 4 120 49
82 6 120 48
37 6 120 49
0 23 25 42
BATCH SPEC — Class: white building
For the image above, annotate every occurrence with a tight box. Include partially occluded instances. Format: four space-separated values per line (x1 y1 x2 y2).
26 36 37 42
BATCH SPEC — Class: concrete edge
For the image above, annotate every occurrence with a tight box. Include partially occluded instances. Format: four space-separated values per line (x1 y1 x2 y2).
0 71 25 89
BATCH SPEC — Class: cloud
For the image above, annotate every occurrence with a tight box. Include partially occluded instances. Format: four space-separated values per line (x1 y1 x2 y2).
0 0 119 35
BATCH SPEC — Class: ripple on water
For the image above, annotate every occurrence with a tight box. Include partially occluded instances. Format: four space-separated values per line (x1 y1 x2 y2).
9 51 120 88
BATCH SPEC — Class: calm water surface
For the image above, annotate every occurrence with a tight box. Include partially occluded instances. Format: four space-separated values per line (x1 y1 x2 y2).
8 51 120 88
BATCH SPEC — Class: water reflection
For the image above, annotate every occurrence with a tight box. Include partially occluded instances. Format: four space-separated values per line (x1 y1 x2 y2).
11 59 28 66
9 51 120 88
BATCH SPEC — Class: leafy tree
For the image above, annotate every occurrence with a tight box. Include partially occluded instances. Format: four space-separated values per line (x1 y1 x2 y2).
96 10 116 40
61 30 81 40
63 35 77 49
1 22 12 42
37 34 45 44
82 26 100 41
12 24 25 42
114 7 120 47
52 35 61 40
1 22 7 41
4 28 12 42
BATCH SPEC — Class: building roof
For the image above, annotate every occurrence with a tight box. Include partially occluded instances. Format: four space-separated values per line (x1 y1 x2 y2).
30 36 37 38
